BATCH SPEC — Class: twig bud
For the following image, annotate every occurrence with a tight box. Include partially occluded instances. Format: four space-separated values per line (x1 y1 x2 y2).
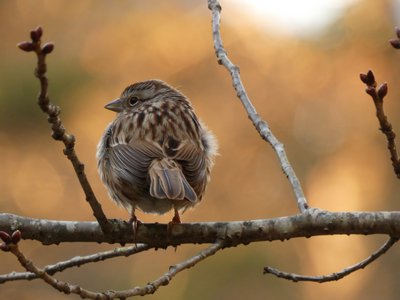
365 86 376 97
360 70 375 86
11 230 22 244
17 41 35 52
0 231 12 244
35 26 43 39
0 243 10 252
30 26 43 43
41 42 54 55
389 39 400 49
366 70 375 85
360 73 368 83
377 83 388 99
30 30 39 43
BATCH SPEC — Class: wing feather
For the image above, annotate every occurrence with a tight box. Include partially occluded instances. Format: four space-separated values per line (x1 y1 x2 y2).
149 158 197 202
172 140 209 198
109 141 162 184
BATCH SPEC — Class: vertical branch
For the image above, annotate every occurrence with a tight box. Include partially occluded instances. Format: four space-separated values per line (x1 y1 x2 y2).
360 70 400 178
18 27 112 234
207 0 309 212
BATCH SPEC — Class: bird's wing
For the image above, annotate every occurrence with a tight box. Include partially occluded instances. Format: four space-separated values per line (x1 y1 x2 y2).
109 140 163 184
109 137 208 203
148 158 198 202
172 140 209 199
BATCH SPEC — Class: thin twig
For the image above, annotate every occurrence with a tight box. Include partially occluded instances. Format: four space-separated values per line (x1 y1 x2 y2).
0 243 151 283
362 27 400 178
6 240 224 299
17 27 112 233
107 241 224 298
264 236 399 282
207 0 308 212
360 69 400 178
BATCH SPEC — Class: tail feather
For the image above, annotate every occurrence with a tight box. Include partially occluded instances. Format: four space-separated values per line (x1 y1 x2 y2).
149 159 197 203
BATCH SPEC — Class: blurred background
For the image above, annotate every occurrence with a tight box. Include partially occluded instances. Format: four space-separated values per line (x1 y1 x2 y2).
1 0 400 299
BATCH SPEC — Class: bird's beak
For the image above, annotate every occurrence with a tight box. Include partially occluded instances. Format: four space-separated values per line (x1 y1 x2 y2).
104 98 123 112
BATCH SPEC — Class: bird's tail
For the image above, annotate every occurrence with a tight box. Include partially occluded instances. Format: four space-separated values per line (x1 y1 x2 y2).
148 158 197 202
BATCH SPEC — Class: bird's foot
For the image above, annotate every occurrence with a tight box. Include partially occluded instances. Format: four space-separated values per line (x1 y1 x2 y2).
167 208 181 234
128 214 142 241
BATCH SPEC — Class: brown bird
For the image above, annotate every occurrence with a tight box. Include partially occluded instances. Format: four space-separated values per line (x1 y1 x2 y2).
97 80 217 228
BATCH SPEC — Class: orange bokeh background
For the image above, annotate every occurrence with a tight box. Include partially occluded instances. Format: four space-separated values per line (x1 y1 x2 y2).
1 1 400 299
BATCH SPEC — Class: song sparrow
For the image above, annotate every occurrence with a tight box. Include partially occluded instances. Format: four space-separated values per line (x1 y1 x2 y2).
97 80 217 226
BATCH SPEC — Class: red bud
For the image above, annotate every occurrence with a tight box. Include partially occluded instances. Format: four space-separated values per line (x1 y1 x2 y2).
30 26 43 42
366 70 375 85
17 41 35 52
41 42 54 54
360 70 375 86
377 83 388 99
30 30 39 42
396 27 400 39
0 243 10 252
365 86 376 97
35 26 43 39
11 230 21 244
0 231 11 244
390 39 400 49
360 73 368 84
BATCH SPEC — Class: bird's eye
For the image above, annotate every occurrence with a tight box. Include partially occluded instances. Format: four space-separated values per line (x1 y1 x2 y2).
128 96 139 106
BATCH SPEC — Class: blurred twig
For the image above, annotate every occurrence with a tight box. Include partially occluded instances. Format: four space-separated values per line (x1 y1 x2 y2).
109 241 224 298
264 236 399 282
7 241 104 299
17 27 112 233
0 243 151 283
207 0 309 213
2 233 223 299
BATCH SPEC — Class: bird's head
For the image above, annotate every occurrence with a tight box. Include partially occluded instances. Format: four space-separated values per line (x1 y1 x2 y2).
104 80 182 113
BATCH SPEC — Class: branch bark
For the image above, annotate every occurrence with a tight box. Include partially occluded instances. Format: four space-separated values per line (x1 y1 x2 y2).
1 210 400 246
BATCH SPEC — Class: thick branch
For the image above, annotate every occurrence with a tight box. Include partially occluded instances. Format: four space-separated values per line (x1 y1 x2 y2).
1 210 400 245
207 0 308 212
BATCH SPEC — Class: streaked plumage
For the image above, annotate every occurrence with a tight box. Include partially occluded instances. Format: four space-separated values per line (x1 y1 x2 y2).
97 80 217 223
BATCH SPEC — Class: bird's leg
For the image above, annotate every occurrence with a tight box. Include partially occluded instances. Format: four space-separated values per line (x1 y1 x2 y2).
128 208 142 238
167 208 181 251
171 207 181 224
167 207 181 233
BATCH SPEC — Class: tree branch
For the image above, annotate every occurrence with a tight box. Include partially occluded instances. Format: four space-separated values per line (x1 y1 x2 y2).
4 239 224 299
0 243 151 283
360 69 400 178
1 210 400 245
264 236 399 282
207 0 308 212
17 27 112 233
